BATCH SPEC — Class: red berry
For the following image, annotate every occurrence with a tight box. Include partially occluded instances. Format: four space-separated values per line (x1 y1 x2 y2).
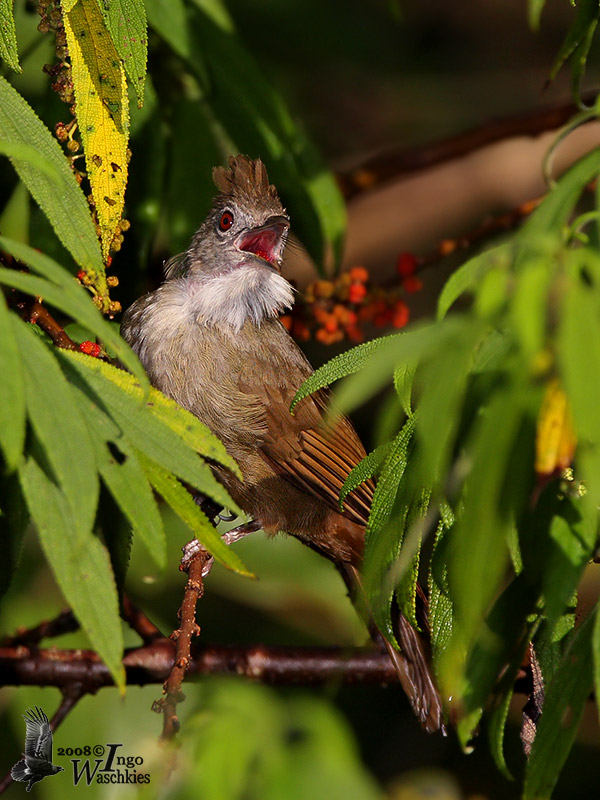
403 275 423 294
79 340 94 354
348 283 367 304
392 301 410 329
349 266 369 283
397 251 417 278
77 270 87 281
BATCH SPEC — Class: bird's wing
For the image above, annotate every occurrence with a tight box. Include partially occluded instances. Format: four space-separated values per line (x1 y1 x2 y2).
235 329 374 525
22 707 53 762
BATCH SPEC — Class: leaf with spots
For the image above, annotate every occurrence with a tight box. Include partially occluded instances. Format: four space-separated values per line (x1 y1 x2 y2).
94 0 147 106
63 0 129 262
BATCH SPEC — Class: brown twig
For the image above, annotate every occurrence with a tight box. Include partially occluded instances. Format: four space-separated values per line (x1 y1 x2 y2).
154 546 212 740
28 298 78 350
0 609 79 647
121 595 163 645
338 92 599 200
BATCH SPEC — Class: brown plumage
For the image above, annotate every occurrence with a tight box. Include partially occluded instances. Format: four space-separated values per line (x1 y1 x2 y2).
121 154 444 732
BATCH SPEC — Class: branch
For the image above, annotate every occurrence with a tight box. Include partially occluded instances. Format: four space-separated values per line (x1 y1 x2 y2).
338 92 599 199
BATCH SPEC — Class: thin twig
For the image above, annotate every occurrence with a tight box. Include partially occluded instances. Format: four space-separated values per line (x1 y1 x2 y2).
28 299 78 349
121 595 163 645
1 609 79 647
154 547 211 740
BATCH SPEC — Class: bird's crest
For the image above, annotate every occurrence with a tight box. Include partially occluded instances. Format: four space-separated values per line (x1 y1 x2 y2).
212 155 280 206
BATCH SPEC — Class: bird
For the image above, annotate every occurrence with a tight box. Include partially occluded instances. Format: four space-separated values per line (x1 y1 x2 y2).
121 154 444 733
11 707 64 791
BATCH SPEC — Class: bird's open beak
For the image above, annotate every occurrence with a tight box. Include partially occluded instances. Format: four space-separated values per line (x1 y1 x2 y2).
236 215 290 269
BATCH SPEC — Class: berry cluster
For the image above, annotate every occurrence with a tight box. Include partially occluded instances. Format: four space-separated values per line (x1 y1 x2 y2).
281 253 423 345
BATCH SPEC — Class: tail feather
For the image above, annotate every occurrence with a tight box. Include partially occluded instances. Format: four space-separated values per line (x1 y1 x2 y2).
340 563 445 734
11 759 29 782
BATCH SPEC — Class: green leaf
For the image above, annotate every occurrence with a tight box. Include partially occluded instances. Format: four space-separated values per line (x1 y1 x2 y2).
0 235 146 383
291 334 401 411
428 511 453 660
524 608 595 800
18 455 125 691
85 395 166 569
0 180 29 243
0 139 59 180
339 442 389 510
558 265 600 507
520 147 600 239
188 4 346 268
95 0 147 106
437 243 509 319
145 0 208 88
0 292 25 470
528 0 546 31
71 352 240 477
0 76 105 287
13 317 99 536
58 350 240 513
0 0 20 72
137 451 251 575
548 0 599 83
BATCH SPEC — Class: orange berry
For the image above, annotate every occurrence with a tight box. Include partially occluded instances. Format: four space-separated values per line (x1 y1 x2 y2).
397 252 417 277
348 283 367 304
392 301 410 329
280 314 292 331
349 265 369 283
324 317 339 333
439 239 456 256
346 325 364 342
292 321 311 342
403 275 423 294
79 340 94 354
313 306 331 325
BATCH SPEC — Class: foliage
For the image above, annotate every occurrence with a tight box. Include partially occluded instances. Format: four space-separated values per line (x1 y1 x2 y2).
301 146 600 796
1 1 600 799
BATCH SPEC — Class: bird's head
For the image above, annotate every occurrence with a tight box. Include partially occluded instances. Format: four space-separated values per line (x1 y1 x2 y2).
184 155 290 278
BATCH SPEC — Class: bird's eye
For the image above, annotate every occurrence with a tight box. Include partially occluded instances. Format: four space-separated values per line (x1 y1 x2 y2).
219 211 234 232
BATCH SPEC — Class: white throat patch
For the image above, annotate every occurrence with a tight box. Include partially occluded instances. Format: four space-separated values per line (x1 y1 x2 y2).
185 265 295 332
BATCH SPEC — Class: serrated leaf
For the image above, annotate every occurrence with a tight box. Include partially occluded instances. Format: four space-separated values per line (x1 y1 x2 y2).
0 0 20 72
0 291 25 469
63 0 129 261
58 349 240 512
0 76 105 291
428 515 453 659
95 0 147 106
66 375 166 568
524 608 595 800
339 442 389 510
0 236 146 383
292 334 401 411
71 351 239 476
137 451 251 575
437 243 509 319
18 455 125 690
13 317 99 536
0 140 59 180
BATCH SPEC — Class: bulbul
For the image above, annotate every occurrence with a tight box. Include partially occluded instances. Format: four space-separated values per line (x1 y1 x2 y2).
121 155 444 733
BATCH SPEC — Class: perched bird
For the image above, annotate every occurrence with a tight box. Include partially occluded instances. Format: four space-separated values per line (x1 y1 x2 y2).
11 707 64 791
121 155 444 732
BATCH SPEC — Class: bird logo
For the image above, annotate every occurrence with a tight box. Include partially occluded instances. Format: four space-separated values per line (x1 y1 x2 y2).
11 707 64 791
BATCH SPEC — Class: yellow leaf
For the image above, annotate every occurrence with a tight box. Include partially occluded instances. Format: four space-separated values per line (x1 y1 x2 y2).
63 0 129 262
535 379 577 475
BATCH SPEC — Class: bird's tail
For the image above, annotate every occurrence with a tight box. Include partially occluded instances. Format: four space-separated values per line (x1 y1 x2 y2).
340 563 445 734
11 759 29 783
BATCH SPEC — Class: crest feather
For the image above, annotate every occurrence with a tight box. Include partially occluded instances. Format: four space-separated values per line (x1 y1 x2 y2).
212 155 279 204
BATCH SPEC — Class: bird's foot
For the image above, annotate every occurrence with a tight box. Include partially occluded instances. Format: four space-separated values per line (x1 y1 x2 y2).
181 519 262 577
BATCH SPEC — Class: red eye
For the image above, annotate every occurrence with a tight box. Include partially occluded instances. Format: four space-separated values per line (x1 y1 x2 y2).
219 211 234 231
